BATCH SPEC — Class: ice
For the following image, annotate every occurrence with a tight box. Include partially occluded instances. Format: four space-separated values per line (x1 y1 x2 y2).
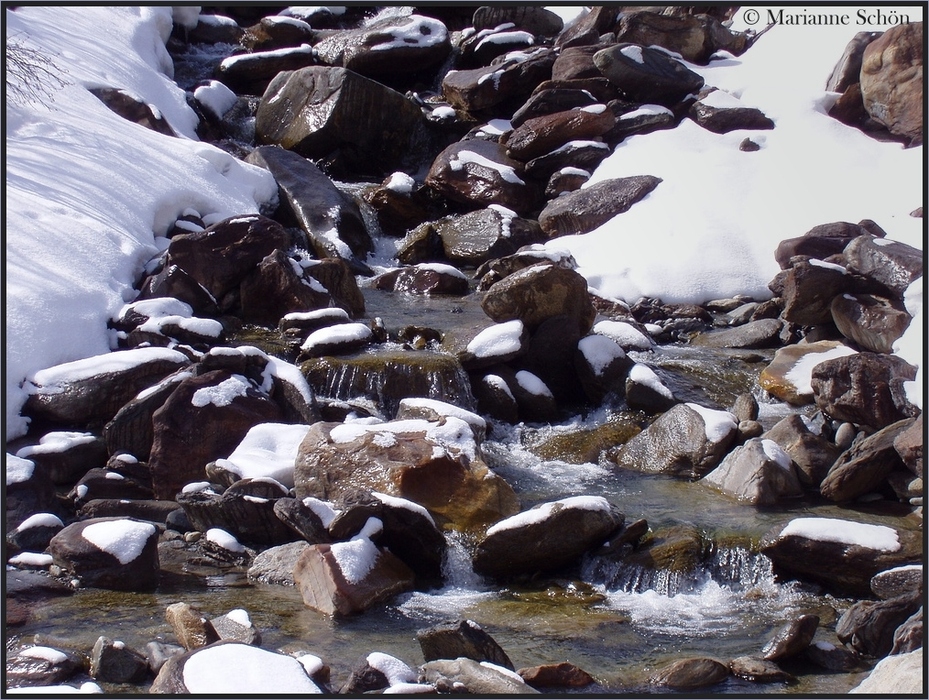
81 519 156 564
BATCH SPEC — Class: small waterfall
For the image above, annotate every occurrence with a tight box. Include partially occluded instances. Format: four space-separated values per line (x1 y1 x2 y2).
441 530 485 591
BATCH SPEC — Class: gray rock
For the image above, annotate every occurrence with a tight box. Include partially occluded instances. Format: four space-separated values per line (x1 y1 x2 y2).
836 591 921 657
247 540 311 586
761 614 819 660
762 414 840 488
538 175 661 239
420 657 539 694
692 318 783 349
418 619 513 669
850 649 923 693
90 636 150 683
820 418 912 502
594 43 704 106
650 657 730 689
703 437 804 506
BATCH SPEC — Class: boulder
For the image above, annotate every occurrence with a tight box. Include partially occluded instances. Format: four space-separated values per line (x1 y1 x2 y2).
175 483 294 546
472 496 624 578
836 591 922 658
556 6 621 49
418 619 513 669
774 221 878 269
14 430 108 485
340 651 416 694
518 662 595 689
501 107 615 161
688 92 775 133
893 415 923 475
481 263 596 334
779 258 851 326
891 607 923 654
90 636 150 683
240 16 317 52
7 512 64 553
614 10 747 64
255 66 427 177
702 438 804 506
830 293 912 353
606 101 676 142
819 418 912 502
440 47 556 114
758 341 857 405
811 352 917 428
48 517 159 590
437 207 544 266
292 538 415 616
245 146 373 268
23 347 190 428
523 139 611 180
827 31 883 93
148 370 283 500
802 640 868 672
850 649 924 693
293 419 519 529
574 332 633 403
761 414 841 488
871 563 923 600
472 6 564 37
511 87 599 127
458 25 537 68
538 175 661 238
209 609 262 646
728 656 796 684
611 403 738 478
247 540 312 586
593 43 704 106
761 614 819 661
375 264 469 296
843 234 923 298
472 370 520 424
691 318 783 349
650 657 729 689
5 455 58 532
760 516 922 596
237 249 332 327
859 22 924 145
299 258 366 317
136 263 219 316
624 363 676 413
425 138 540 214
273 498 331 544
518 314 586 403
68 467 153 507
420 658 539 694
6 645 84 687
215 45 317 95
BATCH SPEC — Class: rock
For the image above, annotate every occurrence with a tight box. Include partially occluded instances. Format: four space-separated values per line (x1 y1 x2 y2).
891 606 923 654
313 14 450 81
538 175 661 238
518 662 595 689
475 246 577 290
893 414 923 475
6 645 84 687
624 363 676 413
459 25 537 68
299 257 366 317
371 491 447 583
363 174 437 238
606 101 676 142
255 66 427 177
760 516 922 596
375 264 469 296
762 414 841 488
90 636 150 683
820 418 912 502
209 609 262 645
148 370 283 500
89 87 175 136
843 234 923 298
237 249 333 327
555 6 620 49
593 43 704 106
545 167 590 197
779 258 852 326
774 221 878 269
14 430 108 485
23 347 191 428
340 652 416 694
425 138 540 214
189 14 245 45
612 403 738 478
758 340 857 405
5 455 58 532
292 537 415 616
136 263 219 315
150 641 324 693
728 656 796 684
689 92 775 133
420 657 539 694
472 370 520 423
650 657 730 689
827 31 883 93
481 263 596 334
165 602 220 651
437 207 543 267
836 591 922 658
215 45 317 96
440 47 556 115
850 649 923 693
692 318 783 349
574 333 633 403
472 6 564 37
240 16 316 52
7 512 64 553
144 640 185 675
802 640 868 672
703 438 804 506
294 419 519 530
272 498 331 543
163 214 291 309
511 87 599 127
48 517 159 590
418 619 513 669
872 563 923 600
247 540 311 586
614 10 747 64
523 139 611 180
859 22 924 145
473 496 624 578
761 614 819 661
830 293 912 353
501 107 615 161
68 467 153 507
730 393 759 423
175 484 294 546
811 353 917 429
245 146 373 270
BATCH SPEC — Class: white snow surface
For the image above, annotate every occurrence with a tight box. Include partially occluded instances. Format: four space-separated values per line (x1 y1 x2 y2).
486 495 612 536
181 643 322 693
628 363 673 399
449 150 525 185
205 528 245 553
16 431 97 457
685 403 738 444
783 344 858 396
366 652 416 685
761 438 792 471
592 320 654 350
330 416 478 461
466 320 524 357
214 423 311 489
300 323 373 352
373 492 435 526
9 552 55 568
515 370 553 398
190 374 252 408
81 519 156 564
893 277 923 409
397 397 486 434
193 80 238 121
26 348 189 393
780 517 901 552
578 334 626 375
6 683 103 694
14 513 64 531
20 646 69 664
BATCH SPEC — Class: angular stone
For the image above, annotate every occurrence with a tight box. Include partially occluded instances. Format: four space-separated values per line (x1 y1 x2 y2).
820 418 912 502
689 100 775 133
441 48 556 114
594 43 704 106
216 45 317 95
472 6 563 37
836 591 922 658
761 614 819 661
90 635 150 683
728 656 796 684
692 318 783 349
758 341 856 405
827 31 883 93
518 662 595 689
418 619 513 669
511 87 599 127
843 234 923 298
774 221 877 269
762 414 841 488
831 293 912 353
538 175 661 238
502 107 615 161
614 10 747 64
703 438 804 506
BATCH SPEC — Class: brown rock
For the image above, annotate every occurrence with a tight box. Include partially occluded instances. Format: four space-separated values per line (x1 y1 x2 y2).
761 614 819 661
650 657 729 689
502 107 616 161
538 175 661 238
820 418 912 502
830 293 912 353
860 22 924 145
519 662 595 689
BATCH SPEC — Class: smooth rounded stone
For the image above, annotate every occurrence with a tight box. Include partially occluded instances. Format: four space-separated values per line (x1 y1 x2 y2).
13 431 108 486
176 486 294 547
6 454 60 532
458 25 536 68
538 175 661 239
340 652 416 694
165 602 220 651
144 640 185 675
48 517 159 591
850 648 923 693
209 609 262 646
834 421 858 451
518 661 595 689
859 22 924 145
523 138 611 180
689 100 775 134
7 513 64 553
240 16 317 52
215 44 317 96
614 10 747 64
650 657 730 689
555 5 621 48
247 541 311 586
472 6 564 37
436 207 544 267
830 293 912 353
6 645 85 687
624 363 676 414
481 263 596 334
90 635 150 683
501 107 616 162
761 614 819 661
836 590 922 658
472 370 520 424
256 66 427 177
420 657 539 694
594 43 705 106
574 333 632 403
760 517 922 597
728 656 796 684
820 418 912 502
692 318 783 349
472 496 624 578
68 467 153 507
189 14 245 44
730 392 759 422
545 167 590 197
418 619 513 669
374 264 469 296
702 437 804 506
774 221 876 269
76 499 180 526
843 234 923 298
872 564 923 600
761 414 841 488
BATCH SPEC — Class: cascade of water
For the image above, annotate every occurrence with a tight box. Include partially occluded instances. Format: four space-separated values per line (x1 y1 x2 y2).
441 530 485 591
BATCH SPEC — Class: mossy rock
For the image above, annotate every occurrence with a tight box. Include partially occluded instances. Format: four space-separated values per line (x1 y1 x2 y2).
624 524 708 573
527 413 648 464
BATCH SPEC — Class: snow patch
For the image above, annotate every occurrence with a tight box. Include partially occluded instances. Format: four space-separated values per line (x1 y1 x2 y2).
81 520 156 564
780 517 900 552
487 496 611 535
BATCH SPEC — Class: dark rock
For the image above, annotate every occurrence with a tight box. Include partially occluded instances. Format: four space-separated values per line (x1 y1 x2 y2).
7 512 63 553
518 662 595 689
68 467 153 507
176 483 294 546
472 6 564 37
893 415 923 475
189 14 245 45
375 264 469 296
209 610 262 645
606 100 676 142
692 318 783 349
459 25 536 68
614 10 747 64
761 614 819 661
594 43 704 106
473 496 624 578
216 45 317 96
545 167 590 197
836 591 922 658
300 257 366 317
779 258 850 326
891 606 923 655
650 657 729 689
240 16 316 52
762 414 841 488
247 540 311 586
624 363 677 413
502 106 615 161
136 263 219 316
14 431 108 485
511 87 599 127
830 293 912 353
273 497 331 543
362 175 437 238
827 31 883 93
48 517 160 590
872 563 923 600
76 499 179 525
574 333 632 403
518 314 585 403
6 645 84 687
523 139 611 180
820 418 913 502
728 656 796 684
90 636 150 683
860 22 924 145
538 175 661 238
802 641 868 671
418 619 514 669
689 96 775 133
5 456 58 532
551 44 612 82
441 47 556 115
843 234 923 298
774 221 877 270
89 87 175 136
472 369 520 423
555 6 621 49
437 207 543 266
